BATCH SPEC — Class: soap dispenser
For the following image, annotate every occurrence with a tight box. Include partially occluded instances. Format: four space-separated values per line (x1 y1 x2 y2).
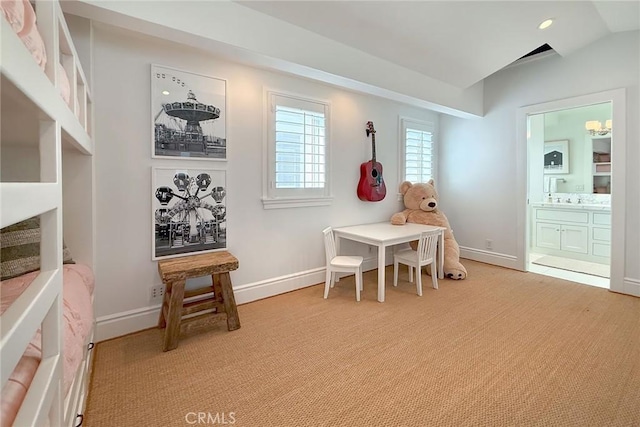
547 193 553 203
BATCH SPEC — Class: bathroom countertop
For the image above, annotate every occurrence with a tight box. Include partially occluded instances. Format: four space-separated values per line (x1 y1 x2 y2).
531 202 611 211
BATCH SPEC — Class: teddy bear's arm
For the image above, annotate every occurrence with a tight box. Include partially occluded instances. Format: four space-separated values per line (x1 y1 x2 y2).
390 210 410 225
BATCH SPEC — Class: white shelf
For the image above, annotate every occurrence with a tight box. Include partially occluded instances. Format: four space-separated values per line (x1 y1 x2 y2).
1 19 92 155
585 135 612 196
0 183 60 228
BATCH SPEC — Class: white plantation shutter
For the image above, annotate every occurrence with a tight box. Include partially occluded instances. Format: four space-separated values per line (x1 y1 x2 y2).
264 92 332 208
405 128 433 182
275 105 325 189
401 118 436 183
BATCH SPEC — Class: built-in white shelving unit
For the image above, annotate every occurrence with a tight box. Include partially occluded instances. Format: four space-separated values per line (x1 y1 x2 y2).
1 1 94 425
585 134 611 194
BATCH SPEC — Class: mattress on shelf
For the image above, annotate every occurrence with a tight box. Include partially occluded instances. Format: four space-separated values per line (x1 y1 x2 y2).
0 263 95 427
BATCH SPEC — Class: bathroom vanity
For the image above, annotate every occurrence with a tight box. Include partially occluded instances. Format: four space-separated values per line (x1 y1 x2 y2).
531 202 611 264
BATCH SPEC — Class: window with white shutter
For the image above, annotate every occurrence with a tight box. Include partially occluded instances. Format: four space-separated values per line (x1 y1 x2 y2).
400 118 436 184
263 92 332 209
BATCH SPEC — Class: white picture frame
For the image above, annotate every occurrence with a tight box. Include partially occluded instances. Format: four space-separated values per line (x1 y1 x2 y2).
152 167 227 260
543 140 570 174
151 64 227 160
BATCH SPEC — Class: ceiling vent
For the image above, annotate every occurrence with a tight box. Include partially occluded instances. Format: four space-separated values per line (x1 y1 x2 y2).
518 43 555 60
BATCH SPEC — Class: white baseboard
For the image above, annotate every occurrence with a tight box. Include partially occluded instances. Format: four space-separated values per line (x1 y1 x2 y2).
95 305 160 342
94 251 638 342
622 277 640 297
459 246 520 270
233 267 325 304
96 255 387 342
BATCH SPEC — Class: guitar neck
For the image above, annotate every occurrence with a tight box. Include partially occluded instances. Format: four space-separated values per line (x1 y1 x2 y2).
371 133 376 163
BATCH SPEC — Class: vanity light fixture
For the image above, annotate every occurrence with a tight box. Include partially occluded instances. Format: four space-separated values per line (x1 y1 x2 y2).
585 120 612 136
538 18 554 30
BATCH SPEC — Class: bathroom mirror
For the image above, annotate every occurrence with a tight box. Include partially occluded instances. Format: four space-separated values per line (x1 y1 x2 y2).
530 102 612 197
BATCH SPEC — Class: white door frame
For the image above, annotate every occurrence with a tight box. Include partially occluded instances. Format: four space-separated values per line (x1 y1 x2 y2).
515 88 626 294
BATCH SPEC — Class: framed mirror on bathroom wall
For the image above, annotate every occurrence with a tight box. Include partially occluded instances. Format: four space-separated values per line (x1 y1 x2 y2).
536 102 612 195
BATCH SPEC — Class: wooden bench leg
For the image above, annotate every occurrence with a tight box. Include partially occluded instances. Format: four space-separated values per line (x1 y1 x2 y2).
157 281 172 328
163 278 186 351
212 273 224 308
219 272 241 331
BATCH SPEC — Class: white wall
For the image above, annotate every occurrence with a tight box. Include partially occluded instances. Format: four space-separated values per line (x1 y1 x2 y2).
0 147 39 182
90 24 439 340
439 31 639 286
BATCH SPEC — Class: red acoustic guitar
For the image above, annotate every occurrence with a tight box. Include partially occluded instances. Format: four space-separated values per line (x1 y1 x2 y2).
357 121 387 201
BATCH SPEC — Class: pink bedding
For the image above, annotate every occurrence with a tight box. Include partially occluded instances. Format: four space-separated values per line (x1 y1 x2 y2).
0 0 24 33
16 0 47 71
0 264 94 427
58 62 71 106
1 1 77 110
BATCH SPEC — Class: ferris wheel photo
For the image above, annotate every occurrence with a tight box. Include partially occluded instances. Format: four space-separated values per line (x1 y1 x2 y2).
152 167 227 260
151 64 227 160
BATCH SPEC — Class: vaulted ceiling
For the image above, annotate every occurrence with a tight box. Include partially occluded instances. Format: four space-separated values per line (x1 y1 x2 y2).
65 1 639 117
237 1 640 89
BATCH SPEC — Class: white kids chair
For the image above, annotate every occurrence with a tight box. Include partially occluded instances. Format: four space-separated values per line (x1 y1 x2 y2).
322 227 364 301
393 230 440 296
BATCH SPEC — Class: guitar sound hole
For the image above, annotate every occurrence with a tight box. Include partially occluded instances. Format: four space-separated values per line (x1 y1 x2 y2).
371 169 378 178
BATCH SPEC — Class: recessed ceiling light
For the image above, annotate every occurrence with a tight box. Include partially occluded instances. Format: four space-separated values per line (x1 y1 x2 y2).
162 90 170 95
538 19 554 30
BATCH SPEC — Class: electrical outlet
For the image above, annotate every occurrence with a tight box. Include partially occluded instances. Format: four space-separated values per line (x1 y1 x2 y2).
485 239 493 250
576 185 584 191
150 285 165 304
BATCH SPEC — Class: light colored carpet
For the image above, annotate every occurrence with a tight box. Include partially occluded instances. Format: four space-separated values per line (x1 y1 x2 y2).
84 260 639 427
532 255 610 278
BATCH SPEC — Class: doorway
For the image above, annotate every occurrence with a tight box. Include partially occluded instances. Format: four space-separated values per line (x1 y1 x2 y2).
515 89 627 294
527 104 611 288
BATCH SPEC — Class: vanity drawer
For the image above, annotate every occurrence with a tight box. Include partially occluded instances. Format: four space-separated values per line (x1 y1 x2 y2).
535 209 589 224
592 227 611 242
593 213 611 225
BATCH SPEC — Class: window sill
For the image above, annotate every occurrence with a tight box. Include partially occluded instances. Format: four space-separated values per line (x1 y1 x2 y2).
262 196 333 210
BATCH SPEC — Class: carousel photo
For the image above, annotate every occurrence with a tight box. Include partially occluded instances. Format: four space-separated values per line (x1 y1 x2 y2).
151 64 227 160
152 167 227 260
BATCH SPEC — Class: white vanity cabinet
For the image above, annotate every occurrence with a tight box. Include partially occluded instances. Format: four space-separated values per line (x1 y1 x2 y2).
591 212 611 259
535 222 588 253
532 204 610 264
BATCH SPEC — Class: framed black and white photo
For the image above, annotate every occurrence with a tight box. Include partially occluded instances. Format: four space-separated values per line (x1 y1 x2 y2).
152 167 227 260
543 140 569 174
151 64 227 160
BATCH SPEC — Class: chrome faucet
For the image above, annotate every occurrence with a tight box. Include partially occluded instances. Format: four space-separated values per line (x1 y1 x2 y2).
565 198 572 203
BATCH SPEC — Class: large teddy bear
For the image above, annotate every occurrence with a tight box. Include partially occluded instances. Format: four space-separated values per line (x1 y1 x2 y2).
391 180 467 280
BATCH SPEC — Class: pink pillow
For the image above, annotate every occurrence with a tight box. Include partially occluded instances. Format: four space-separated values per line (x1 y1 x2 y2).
0 0 25 33
58 63 71 105
16 0 34 36
17 0 47 70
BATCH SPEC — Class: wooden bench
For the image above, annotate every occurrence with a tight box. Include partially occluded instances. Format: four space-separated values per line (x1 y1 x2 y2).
157 251 240 351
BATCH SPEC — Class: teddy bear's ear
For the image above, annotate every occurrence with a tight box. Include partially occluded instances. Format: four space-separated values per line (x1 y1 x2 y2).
427 179 435 187
399 181 413 195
